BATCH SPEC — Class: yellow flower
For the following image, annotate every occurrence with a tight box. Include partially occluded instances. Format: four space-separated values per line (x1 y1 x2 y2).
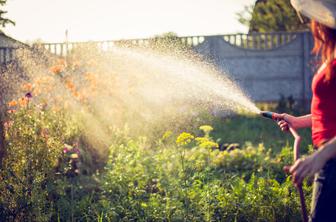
70 153 79 159
162 130 173 141
199 141 219 149
199 125 213 134
196 137 219 149
195 137 208 144
176 132 194 146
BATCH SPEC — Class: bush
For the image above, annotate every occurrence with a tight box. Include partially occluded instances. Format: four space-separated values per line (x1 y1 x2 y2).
0 104 79 221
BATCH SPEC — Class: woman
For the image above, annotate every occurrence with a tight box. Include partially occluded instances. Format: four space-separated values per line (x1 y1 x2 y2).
276 0 336 221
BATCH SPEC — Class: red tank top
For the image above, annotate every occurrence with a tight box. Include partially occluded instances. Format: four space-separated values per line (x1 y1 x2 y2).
311 59 336 146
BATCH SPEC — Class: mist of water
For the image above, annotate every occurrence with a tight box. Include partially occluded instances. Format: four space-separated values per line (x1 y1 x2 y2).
1 45 260 152
106 46 260 114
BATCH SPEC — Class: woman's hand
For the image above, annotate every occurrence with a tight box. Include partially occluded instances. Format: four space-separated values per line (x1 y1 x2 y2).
285 138 336 186
273 113 299 131
284 152 328 186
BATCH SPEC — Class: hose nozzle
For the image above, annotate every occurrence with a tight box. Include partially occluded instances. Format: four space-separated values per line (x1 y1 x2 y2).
260 111 276 120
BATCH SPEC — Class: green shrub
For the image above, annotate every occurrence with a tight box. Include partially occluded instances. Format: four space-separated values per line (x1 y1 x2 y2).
96 129 311 221
0 104 79 221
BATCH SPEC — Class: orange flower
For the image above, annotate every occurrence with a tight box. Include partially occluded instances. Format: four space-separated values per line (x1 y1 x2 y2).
57 59 67 66
72 91 80 98
50 65 63 75
66 80 75 90
22 83 33 91
8 100 17 107
18 97 28 107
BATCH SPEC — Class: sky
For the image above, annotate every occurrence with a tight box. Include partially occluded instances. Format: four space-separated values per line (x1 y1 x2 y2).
3 0 255 43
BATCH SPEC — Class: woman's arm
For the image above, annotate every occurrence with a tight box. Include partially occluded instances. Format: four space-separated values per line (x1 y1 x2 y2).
286 137 336 186
273 113 312 130
288 114 312 128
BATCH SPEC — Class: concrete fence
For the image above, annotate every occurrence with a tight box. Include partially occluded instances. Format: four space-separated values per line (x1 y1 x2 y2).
1 31 315 107
193 32 315 108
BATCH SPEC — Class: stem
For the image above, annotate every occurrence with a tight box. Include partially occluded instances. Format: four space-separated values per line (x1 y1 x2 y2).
71 178 74 222
180 147 188 221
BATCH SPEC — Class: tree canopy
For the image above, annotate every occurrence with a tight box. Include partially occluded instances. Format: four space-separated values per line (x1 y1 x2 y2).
0 0 14 29
237 0 308 33
148 32 191 51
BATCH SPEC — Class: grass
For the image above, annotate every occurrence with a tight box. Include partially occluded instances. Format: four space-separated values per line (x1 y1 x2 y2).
209 114 312 154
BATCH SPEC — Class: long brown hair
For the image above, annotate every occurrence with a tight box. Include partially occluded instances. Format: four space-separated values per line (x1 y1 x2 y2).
311 20 336 80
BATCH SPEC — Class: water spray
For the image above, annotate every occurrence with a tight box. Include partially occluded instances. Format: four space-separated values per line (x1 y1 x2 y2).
260 111 308 222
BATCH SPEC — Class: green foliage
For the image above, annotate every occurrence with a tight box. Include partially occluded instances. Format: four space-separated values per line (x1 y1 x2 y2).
0 105 79 221
237 0 308 32
148 32 191 52
96 130 311 221
0 101 313 221
209 114 312 154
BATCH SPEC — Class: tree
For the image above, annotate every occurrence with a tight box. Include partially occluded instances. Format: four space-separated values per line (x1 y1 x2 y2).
0 0 14 29
237 0 308 33
149 32 190 51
